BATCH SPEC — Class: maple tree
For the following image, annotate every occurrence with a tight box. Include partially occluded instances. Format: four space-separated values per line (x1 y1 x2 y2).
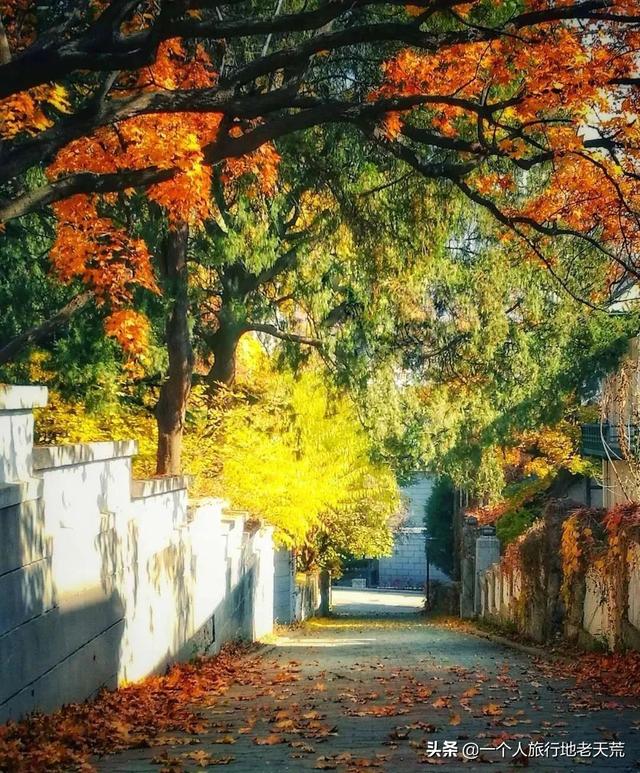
1 0 639 261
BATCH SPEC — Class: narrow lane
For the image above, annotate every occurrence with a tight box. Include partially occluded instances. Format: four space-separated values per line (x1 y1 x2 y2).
97 618 640 772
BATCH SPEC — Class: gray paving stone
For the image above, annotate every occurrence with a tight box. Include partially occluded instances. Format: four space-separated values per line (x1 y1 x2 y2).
93 615 640 773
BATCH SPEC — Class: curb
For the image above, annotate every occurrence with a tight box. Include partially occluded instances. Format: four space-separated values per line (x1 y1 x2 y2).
448 623 572 662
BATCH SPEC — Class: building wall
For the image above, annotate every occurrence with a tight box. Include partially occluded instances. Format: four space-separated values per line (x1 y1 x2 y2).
565 476 603 508
602 459 640 508
0 386 275 723
378 528 428 588
377 473 450 589
401 474 435 527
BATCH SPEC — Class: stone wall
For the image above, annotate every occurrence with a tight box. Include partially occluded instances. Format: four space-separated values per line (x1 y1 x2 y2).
473 504 640 651
401 474 435 527
378 527 451 589
0 385 274 723
378 472 451 590
379 528 429 588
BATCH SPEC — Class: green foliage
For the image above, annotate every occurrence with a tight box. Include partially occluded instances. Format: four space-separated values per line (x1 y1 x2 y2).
400 215 640 501
424 477 455 576
495 506 539 546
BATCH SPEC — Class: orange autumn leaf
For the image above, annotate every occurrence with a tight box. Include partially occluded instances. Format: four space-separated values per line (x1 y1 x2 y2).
0 83 70 139
104 309 151 357
253 734 286 746
43 36 281 356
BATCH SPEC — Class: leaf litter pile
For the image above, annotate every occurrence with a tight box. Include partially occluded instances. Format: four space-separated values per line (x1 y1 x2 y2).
0 643 263 772
1 622 640 772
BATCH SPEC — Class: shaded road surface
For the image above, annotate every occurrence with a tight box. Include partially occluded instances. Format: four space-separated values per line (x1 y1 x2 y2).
97 618 640 771
331 587 425 616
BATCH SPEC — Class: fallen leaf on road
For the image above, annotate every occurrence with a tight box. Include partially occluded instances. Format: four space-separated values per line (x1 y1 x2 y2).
290 741 315 753
275 719 298 731
213 734 236 744
315 757 338 770
254 734 286 745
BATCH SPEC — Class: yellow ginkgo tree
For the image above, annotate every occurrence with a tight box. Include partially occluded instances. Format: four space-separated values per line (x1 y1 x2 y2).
218 340 400 566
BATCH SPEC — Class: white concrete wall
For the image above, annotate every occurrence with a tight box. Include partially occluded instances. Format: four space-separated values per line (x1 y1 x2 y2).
602 459 640 508
0 386 274 722
628 544 640 631
273 549 321 624
582 568 610 646
274 548 296 624
294 571 321 622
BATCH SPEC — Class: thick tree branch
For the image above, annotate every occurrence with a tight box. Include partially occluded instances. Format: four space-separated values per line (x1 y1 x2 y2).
0 290 93 365
0 94 472 223
0 0 623 100
244 322 322 348
0 167 175 223
0 88 509 187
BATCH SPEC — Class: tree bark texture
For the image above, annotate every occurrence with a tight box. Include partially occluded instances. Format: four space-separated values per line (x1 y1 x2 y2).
155 222 193 476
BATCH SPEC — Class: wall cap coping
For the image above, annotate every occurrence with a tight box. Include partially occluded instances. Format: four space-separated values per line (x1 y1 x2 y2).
131 475 189 499
0 384 48 411
33 441 138 470
189 496 227 509
0 478 43 510
222 508 250 519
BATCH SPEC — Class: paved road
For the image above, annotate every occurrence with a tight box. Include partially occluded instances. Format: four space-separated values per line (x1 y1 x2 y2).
331 587 425 616
96 618 640 772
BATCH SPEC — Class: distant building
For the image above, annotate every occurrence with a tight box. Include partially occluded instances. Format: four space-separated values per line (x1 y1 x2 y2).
581 336 640 508
377 473 451 589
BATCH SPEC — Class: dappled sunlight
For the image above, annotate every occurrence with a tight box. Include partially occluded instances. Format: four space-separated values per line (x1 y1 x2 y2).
273 636 377 648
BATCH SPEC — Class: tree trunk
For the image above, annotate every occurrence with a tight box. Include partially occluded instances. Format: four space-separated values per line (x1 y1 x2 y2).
155 222 192 476
0 17 11 66
206 321 243 390
319 570 332 616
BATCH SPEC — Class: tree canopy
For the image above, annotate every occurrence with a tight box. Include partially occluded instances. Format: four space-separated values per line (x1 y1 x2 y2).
4 0 640 556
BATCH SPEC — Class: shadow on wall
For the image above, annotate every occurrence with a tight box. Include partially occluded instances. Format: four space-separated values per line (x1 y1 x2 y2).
0 485 126 720
1 490 270 722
